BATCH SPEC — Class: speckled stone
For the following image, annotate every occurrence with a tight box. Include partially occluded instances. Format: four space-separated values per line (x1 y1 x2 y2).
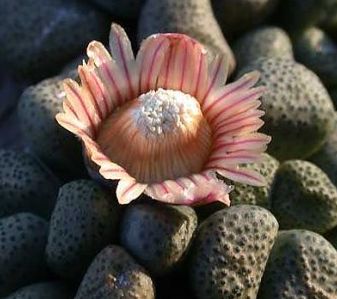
238 58 335 160
0 149 59 218
120 203 197 276
138 0 236 73
189 205 278 299
75 245 155 299
46 180 120 280
233 26 294 69
270 160 337 233
0 0 109 80
258 230 337 299
18 75 86 179
4 281 74 299
0 213 49 297
230 153 279 208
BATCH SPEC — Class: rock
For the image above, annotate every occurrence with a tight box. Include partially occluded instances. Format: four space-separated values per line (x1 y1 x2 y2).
270 160 337 233
325 227 337 249
310 125 337 187
46 180 120 280
233 26 293 69
293 27 337 87
0 0 109 80
0 213 49 297
75 245 155 299
238 57 335 160
230 153 279 208
138 0 236 74
88 0 144 19
189 205 278 299
4 281 74 299
18 75 86 179
120 203 197 276
0 149 59 218
258 230 337 299
212 0 279 38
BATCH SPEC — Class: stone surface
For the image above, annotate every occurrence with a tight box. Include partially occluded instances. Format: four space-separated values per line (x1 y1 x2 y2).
75 245 155 299
189 205 278 299
4 281 74 299
120 203 197 276
238 57 335 160
270 160 337 233
138 0 235 73
0 213 49 297
89 0 144 19
258 230 337 299
46 180 120 280
0 149 59 218
230 153 279 208
0 0 109 80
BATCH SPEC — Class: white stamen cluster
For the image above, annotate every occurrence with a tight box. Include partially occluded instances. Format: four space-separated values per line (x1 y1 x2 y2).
133 88 202 136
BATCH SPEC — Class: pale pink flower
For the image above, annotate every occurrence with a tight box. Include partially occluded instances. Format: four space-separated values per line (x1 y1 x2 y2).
56 23 270 206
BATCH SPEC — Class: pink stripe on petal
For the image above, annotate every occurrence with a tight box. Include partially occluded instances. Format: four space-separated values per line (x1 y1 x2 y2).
215 119 265 138
193 49 208 99
215 167 266 186
206 151 262 167
116 180 147 204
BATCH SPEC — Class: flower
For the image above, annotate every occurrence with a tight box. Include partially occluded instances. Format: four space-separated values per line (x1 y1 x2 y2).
56 23 270 206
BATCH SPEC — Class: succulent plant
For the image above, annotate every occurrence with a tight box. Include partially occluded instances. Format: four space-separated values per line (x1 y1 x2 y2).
189 205 278 299
46 180 120 280
75 245 155 299
120 202 197 276
270 160 337 233
258 230 337 299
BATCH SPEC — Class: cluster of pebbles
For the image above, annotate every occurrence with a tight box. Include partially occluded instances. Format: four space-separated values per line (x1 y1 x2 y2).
1 0 337 298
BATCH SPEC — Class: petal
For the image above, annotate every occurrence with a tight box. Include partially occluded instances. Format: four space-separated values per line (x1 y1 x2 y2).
109 23 139 99
145 172 231 206
206 150 263 168
215 167 266 186
56 113 91 137
215 118 265 138
116 179 147 204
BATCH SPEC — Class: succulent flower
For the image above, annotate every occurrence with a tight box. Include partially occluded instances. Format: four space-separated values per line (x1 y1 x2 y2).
56 23 270 205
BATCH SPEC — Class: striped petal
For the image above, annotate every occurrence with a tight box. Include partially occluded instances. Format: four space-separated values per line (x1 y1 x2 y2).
145 172 231 206
215 166 266 186
206 150 263 168
116 179 147 204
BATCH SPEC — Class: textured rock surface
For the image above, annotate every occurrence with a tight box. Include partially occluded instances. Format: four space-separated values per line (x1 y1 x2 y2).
4 281 74 299
46 180 120 280
238 58 335 160
120 203 197 276
230 153 279 208
18 76 86 179
189 205 278 299
75 245 155 299
258 230 337 299
0 213 49 297
233 26 293 69
0 149 59 218
293 27 337 87
138 0 236 73
270 160 337 233
0 0 109 80
212 0 279 38
89 0 144 19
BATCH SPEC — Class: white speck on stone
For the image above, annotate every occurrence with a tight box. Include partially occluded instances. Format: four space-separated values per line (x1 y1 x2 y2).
133 88 201 137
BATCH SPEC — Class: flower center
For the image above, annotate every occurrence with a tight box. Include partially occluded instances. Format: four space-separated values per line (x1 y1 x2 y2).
96 89 212 184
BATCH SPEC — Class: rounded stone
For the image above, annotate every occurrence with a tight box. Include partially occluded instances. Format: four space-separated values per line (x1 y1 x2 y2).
293 27 337 87
233 26 294 69
230 153 279 208
212 0 279 38
0 0 109 80
258 230 337 299
0 213 49 297
18 75 86 179
138 0 236 74
270 160 337 233
4 281 74 299
189 205 279 299
238 57 335 160
46 180 120 280
75 245 155 299
0 149 59 218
